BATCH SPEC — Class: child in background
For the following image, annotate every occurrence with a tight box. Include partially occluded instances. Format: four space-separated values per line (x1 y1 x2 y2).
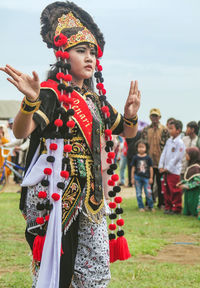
131 140 154 212
177 147 200 217
159 120 185 214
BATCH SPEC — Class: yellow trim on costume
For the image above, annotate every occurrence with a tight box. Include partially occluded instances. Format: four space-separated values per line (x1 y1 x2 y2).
124 115 138 128
35 110 50 126
110 113 121 132
20 97 41 115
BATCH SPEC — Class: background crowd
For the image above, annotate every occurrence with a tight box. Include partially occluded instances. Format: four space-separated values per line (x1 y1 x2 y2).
117 108 200 219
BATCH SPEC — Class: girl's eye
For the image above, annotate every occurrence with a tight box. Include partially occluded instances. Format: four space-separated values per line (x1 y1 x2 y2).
91 50 96 56
77 49 85 53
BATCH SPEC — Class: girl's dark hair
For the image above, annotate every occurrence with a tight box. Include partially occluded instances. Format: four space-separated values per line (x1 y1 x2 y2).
135 139 149 153
186 147 200 165
40 1 105 51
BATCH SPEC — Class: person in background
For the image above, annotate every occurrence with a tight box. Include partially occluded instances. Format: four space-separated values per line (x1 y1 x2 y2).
126 130 141 187
166 117 176 131
118 137 128 186
0 126 11 179
177 147 200 217
131 139 154 212
159 120 185 214
141 108 169 208
3 138 30 181
196 121 200 149
7 118 17 143
6 118 20 183
181 121 198 178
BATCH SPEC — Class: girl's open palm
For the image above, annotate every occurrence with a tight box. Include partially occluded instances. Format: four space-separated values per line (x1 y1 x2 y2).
124 80 141 119
0 64 40 101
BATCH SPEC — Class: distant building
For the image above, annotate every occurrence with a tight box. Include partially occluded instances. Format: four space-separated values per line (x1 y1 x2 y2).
0 100 20 121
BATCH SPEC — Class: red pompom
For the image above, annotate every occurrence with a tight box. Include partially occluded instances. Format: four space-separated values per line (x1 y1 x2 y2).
109 223 117 231
52 193 60 201
66 120 75 128
44 168 52 175
49 143 58 150
56 72 65 80
111 174 119 182
106 158 112 164
101 106 109 113
105 129 112 136
54 119 63 127
96 59 100 66
97 45 103 58
54 33 68 47
55 50 63 58
62 51 70 59
60 170 69 179
116 236 131 261
58 94 65 102
102 88 107 95
109 239 117 263
97 65 103 71
114 196 123 204
64 74 72 82
108 152 115 159
109 202 117 209
45 214 50 222
36 217 44 225
33 235 46 262
62 96 74 105
108 179 115 186
105 135 112 141
116 219 124 226
64 144 72 153
106 111 110 118
96 83 104 90
38 191 47 199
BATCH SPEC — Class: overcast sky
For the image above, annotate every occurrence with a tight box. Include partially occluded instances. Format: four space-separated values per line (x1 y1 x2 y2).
0 0 199 129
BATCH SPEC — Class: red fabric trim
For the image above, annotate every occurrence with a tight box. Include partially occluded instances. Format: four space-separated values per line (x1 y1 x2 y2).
40 80 93 149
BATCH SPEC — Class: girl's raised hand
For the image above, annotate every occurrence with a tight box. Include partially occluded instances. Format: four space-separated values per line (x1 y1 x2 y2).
124 80 141 119
0 64 40 101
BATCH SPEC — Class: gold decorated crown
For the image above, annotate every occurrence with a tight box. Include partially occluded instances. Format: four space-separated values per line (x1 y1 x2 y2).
55 12 97 50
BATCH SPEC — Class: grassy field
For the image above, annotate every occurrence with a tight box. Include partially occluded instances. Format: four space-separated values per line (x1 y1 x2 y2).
0 192 200 288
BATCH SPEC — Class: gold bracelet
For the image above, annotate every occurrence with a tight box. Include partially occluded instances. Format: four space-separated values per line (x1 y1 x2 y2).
124 115 138 128
21 97 41 114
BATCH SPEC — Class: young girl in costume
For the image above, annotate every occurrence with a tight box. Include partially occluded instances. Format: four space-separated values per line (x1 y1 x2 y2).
0 2 140 287
177 147 200 217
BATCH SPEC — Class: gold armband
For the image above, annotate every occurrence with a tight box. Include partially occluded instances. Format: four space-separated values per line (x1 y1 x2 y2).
124 115 138 127
21 97 41 114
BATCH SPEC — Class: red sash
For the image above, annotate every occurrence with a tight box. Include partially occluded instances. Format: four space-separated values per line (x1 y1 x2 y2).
40 80 93 150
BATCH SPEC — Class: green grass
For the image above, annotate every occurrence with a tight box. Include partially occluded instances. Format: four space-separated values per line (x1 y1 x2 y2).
0 193 200 287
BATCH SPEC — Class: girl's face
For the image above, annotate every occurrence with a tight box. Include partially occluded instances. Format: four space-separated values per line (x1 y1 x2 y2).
186 153 190 161
68 43 96 87
137 143 146 155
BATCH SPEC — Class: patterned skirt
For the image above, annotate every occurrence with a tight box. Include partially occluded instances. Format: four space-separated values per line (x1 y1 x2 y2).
72 212 111 288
